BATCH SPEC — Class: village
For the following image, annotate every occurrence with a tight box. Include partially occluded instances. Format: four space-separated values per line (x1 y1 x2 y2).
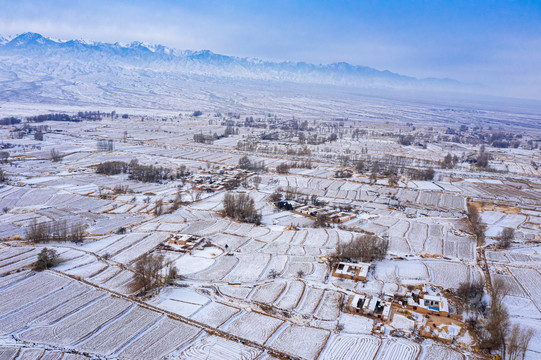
0 107 539 360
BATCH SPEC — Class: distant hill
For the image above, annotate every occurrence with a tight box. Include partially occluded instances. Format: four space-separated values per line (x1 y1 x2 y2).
0 32 464 109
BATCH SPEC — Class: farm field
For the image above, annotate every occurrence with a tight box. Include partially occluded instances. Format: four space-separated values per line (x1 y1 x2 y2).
0 100 539 360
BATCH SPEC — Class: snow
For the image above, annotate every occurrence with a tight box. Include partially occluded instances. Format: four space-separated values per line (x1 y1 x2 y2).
269 324 329 359
338 313 374 334
390 314 415 333
320 334 380 360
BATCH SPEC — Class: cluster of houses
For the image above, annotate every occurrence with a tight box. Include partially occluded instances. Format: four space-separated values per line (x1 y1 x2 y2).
346 293 393 322
163 234 204 252
332 261 462 342
189 167 251 193
278 201 356 223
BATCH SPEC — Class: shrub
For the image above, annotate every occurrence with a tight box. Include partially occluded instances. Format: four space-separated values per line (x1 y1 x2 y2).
33 248 58 271
276 163 290 174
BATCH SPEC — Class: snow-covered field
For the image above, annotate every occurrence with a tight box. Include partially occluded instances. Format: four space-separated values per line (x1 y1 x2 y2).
0 96 539 359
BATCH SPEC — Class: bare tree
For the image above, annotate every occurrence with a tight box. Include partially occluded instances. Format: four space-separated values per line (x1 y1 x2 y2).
335 235 388 263
313 213 329 228
134 253 165 292
507 325 535 360
478 278 510 355
497 227 514 249
467 203 486 245
252 175 262 190
154 199 163 216
456 280 486 319
223 192 261 224
165 264 178 285
50 148 62 162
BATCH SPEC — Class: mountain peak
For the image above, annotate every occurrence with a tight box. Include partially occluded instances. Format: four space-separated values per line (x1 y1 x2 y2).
8 32 52 47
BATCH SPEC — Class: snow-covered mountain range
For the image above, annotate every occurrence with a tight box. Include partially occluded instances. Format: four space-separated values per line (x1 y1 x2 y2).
0 32 463 110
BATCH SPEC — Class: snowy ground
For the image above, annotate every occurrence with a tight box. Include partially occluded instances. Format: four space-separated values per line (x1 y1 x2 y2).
0 101 539 360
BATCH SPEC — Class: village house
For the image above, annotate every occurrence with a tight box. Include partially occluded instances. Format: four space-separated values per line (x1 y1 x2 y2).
406 293 449 316
332 261 370 281
347 294 393 321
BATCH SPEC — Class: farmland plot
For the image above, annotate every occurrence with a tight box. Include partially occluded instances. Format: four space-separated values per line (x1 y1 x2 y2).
306 262 329 282
173 254 215 276
94 233 148 257
424 261 469 289
296 287 325 315
339 314 374 334
181 219 230 236
374 261 398 283
424 224 444 256
112 232 170 264
509 267 541 308
396 261 430 284
261 242 290 255
218 285 253 300
407 222 428 254
223 253 271 283
19 295 131 346
116 316 201 359
301 229 328 247
77 306 162 356
252 281 287 305
65 259 108 278
208 233 249 251
225 222 255 237
189 255 238 281
314 290 341 321
421 342 463 360
378 338 420 360
31 289 106 327
176 333 262 360
0 269 31 289
0 246 36 264
0 272 70 315
387 220 411 254
282 260 314 279
221 311 284 345
486 251 509 263
274 280 305 310
191 301 241 328
438 193 465 210
269 324 329 359
237 239 267 253
320 334 380 360
257 254 289 279
0 282 89 335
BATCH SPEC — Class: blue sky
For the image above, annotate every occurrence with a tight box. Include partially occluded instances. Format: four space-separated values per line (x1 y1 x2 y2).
1 0 540 99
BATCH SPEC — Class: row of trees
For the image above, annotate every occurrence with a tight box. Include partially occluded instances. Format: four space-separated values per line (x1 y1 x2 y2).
457 279 533 359
467 204 486 245
334 235 389 263
96 160 173 183
238 156 265 172
26 220 87 243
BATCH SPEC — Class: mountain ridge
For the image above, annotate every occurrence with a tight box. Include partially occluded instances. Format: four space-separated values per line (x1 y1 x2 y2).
0 32 460 87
